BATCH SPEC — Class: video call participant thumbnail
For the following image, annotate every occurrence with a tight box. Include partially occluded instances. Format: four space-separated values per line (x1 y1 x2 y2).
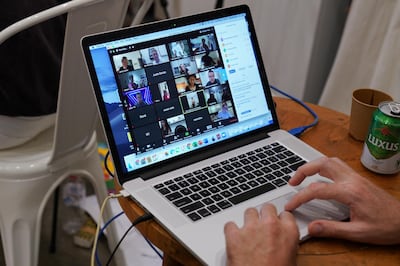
154 98 182 120
131 123 164 151
184 108 213 135
127 105 157 128
180 91 207 112
141 45 169 66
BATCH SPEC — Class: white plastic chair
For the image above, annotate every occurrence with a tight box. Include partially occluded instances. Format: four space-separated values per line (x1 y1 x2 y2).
0 0 130 265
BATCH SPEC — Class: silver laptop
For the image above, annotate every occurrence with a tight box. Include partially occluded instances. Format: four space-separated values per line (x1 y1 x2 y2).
81 5 348 265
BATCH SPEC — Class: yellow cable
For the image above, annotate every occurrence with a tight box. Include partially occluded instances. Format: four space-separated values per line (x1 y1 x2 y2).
90 193 122 266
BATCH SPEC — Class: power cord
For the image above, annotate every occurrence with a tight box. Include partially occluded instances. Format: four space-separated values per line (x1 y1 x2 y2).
95 211 125 266
270 85 319 137
104 150 115 178
105 212 154 266
91 193 124 266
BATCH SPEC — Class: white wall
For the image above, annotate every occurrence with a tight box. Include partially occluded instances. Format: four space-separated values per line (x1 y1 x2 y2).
166 0 348 103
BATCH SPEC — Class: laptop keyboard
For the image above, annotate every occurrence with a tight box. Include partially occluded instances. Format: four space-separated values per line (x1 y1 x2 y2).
154 142 307 222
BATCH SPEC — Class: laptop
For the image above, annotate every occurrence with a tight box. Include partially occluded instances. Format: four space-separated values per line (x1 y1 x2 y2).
81 5 348 265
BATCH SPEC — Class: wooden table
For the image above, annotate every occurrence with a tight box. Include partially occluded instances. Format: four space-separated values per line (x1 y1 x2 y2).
117 97 400 265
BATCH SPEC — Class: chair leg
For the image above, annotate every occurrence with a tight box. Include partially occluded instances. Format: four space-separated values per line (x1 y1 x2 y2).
0 205 41 266
0 176 57 266
49 186 60 253
80 143 121 258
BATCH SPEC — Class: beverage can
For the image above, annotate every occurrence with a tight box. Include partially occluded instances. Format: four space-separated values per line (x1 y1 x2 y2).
360 101 400 174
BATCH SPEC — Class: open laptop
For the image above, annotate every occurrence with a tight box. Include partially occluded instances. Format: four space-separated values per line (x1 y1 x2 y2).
81 5 348 265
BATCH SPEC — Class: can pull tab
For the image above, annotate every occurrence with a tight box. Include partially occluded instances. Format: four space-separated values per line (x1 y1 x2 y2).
389 102 400 116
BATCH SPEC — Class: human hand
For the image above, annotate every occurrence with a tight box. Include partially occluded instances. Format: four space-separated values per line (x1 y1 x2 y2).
224 203 299 266
285 157 400 245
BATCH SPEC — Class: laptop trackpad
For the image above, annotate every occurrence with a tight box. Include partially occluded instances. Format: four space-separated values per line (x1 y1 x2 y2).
259 192 349 228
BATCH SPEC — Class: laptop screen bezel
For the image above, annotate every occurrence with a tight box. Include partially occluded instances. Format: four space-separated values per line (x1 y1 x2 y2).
81 4 280 185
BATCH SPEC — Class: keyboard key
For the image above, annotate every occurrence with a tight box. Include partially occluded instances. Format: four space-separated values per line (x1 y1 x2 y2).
209 186 220 194
281 167 292 174
244 173 256 180
223 165 234 171
198 208 212 217
180 188 192 195
272 145 287 153
226 172 238 178
229 183 276 205
230 187 241 194
202 197 214 205
289 160 307 171
240 158 251 164
190 193 201 201
181 202 204 213
272 179 286 187
286 155 303 164
166 191 183 201
189 184 202 192
211 163 221 168
217 174 229 182
215 168 225 174
200 190 211 197
221 190 233 198
154 183 164 189
158 187 170 195
195 174 208 181
256 177 268 184
231 161 242 168
177 180 190 187
248 156 258 162
209 178 220 185
211 194 223 202
187 177 199 184
253 170 264 177
236 168 246 175
248 180 259 187
251 162 263 168
208 205 221 213
227 180 238 187
217 200 233 209
174 176 183 182
205 170 217 177
217 183 229 190
199 181 211 189
168 184 180 191
273 170 284 178
188 212 202 221
173 197 192 207
238 183 251 191
243 165 254 172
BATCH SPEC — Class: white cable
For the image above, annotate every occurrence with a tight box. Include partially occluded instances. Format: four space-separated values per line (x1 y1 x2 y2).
90 193 123 266
0 0 101 45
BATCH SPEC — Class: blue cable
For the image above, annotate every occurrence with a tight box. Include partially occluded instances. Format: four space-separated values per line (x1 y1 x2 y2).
270 85 319 137
143 236 164 260
95 210 163 265
95 211 124 266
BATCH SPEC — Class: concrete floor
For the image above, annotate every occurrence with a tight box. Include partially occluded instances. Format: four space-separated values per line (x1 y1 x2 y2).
0 191 115 266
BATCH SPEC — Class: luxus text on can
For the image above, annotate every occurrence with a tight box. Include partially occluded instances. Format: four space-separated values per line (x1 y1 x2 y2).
361 101 400 174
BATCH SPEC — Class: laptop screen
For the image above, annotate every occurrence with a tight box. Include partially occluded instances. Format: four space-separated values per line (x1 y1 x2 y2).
82 5 279 182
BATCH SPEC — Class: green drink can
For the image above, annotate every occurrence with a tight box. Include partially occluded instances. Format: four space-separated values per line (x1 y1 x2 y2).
361 101 400 174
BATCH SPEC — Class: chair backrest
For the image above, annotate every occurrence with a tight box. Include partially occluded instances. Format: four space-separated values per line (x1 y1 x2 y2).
48 0 130 169
0 0 130 168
